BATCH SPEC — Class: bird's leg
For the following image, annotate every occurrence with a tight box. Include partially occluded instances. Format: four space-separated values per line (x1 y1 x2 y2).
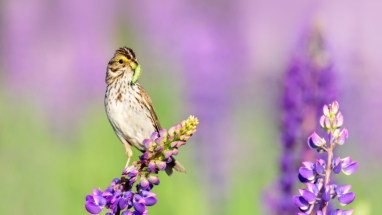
124 143 133 168
125 156 131 168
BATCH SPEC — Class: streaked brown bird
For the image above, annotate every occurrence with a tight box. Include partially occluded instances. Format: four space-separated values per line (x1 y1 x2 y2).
104 47 186 176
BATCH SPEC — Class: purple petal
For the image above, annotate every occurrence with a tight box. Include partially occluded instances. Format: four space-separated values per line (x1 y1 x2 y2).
329 131 336 145
316 161 324 174
151 132 159 140
110 200 119 213
333 163 342 174
317 210 324 215
147 175 160 185
145 197 157 206
332 158 342 174
105 195 113 204
300 204 314 214
342 161 358 175
330 184 338 199
324 116 331 129
298 173 312 183
171 141 178 148
128 168 138 177
338 192 355 206
119 198 128 210
178 141 186 146
299 167 315 180
320 115 326 128
141 151 150 160
141 191 157 198
93 195 106 207
335 112 344 127
156 161 166 171
143 139 153 148
172 148 179 155
123 166 135 176
308 132 326 149
85 201 103 214
129 176 137 185
164 150 172 158
148 162 156 172
298 189 316 204
168 126 176 135
302 161 315 170
102 187 114 196
133 202 147 213
175 124 182 133
157 145 164 152
341 156 352 166
134 194 147 204
342 209 355 215
336 185 352 196
331 209 343 215
124 191 134 200
140 176 150 188
323 105 329 116
322 187 330 203
331 101 339 114
111 178 120 187
337 128 348 145
306 183 319 195
86 195 94 202
92 189 103 196
155 137 164 145
167 136 174 141
159 129 168 137
315 177 324 190
293 195 310 210
121 211 133 215
111 191 122 204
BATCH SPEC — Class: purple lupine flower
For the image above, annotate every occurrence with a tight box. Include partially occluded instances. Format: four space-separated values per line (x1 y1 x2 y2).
293 101 358 215
85 116 198 215
85 189 107 214
267 27 338 214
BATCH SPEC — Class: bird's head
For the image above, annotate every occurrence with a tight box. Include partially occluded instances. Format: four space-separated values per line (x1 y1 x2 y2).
106 47 139 84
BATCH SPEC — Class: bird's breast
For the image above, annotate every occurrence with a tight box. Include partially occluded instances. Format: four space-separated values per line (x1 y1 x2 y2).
105 82 156 151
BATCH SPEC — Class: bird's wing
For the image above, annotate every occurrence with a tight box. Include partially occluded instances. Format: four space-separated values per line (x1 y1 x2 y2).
137 84 162 132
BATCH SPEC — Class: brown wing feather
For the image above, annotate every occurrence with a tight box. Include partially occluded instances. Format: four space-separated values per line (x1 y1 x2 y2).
137 84 162 132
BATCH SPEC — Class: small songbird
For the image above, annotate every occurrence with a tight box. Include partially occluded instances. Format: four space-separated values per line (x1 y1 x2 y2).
104 47 186 176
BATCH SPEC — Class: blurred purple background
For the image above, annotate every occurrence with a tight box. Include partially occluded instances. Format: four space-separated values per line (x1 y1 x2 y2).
0 0 381 214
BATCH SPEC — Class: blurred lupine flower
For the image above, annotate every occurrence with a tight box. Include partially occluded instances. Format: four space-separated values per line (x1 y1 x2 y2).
266 26 337 214
293 101 358 215
85 116 198 215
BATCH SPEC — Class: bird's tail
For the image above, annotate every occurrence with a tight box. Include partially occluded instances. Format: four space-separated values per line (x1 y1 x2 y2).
165 156 186 176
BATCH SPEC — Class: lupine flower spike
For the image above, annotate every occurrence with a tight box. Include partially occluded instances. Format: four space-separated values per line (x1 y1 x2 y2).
85 116 199 215
293 101 358 215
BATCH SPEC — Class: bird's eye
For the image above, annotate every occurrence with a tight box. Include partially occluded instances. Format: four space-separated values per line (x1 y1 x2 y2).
118 59 124 64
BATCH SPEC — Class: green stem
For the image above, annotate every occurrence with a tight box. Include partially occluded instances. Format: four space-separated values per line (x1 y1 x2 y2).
321 133 334 215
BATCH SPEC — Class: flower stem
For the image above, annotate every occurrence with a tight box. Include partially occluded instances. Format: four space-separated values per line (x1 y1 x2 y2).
322 138 334 214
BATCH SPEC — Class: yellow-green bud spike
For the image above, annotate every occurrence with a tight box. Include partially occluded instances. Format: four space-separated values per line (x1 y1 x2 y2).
132 64 141 84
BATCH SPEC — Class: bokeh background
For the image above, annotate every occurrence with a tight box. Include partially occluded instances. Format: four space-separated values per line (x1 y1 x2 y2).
0 0 381 214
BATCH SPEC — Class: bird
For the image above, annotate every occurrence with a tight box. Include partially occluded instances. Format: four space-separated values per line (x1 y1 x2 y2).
104 47 186 176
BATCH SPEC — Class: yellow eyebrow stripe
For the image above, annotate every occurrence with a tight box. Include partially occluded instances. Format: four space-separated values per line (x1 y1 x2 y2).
115 56 130 62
